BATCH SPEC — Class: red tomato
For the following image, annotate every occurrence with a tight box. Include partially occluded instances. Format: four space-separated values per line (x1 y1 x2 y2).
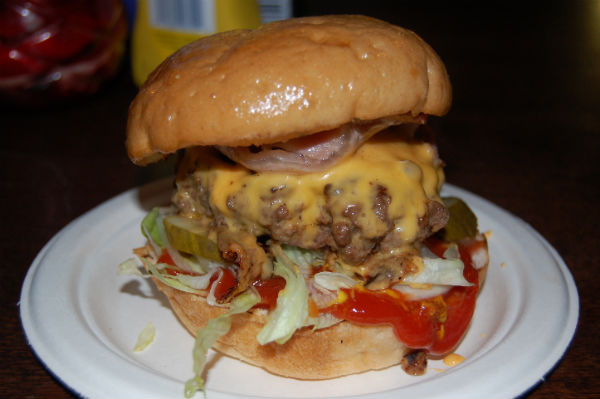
252 276 286 310
322 237 483 356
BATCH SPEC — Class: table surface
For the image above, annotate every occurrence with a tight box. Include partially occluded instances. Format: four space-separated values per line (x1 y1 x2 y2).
2 2 598 398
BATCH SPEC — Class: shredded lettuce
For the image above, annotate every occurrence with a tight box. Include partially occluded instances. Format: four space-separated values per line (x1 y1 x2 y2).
189 255 222 275
172 273 213 291
184 289 260 397
119 257 208 293
141 207 166 248
164 248 222 277
256 245 309 345
442 243 461 260
402 256 473 286
118 258 144 276
280 244 322 276
127 250 216 295
139 257 204 294
313 271 356 291
133 322 156 352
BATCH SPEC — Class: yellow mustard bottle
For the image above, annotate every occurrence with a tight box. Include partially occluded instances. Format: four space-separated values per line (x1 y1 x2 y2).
131 0 266 86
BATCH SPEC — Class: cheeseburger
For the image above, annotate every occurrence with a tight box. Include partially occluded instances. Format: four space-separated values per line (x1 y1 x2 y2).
125 15 489 395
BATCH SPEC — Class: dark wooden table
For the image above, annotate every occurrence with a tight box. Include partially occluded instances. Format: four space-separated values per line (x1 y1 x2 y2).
2 2 598 398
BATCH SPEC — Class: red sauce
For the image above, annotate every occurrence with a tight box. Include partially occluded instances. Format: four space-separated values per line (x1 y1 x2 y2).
157 251 176 270
252 276 286 310
209 268 237 300
157 249 237 300
322 237 483 355
157 236 485 356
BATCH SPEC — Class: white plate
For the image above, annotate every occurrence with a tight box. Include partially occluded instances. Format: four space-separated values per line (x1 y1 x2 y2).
20 179 579 399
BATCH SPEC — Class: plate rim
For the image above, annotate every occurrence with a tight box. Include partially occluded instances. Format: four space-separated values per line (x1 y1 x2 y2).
19 179 580 399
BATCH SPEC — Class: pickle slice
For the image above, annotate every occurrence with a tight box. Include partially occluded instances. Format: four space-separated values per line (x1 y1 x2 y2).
163 215 223 261
440 197 478 242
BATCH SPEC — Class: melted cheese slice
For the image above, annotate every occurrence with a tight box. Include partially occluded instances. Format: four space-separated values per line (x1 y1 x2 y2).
185 132 444 248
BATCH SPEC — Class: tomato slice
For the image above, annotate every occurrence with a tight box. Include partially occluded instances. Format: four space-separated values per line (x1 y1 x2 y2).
322 237 483 355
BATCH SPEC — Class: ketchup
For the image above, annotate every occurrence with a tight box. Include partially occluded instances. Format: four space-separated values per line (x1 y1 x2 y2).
322 238 483 355
252 276 286 310
157 249 237 300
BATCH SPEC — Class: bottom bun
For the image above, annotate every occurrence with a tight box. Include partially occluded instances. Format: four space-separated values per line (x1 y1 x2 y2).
154 279 409 379
152 249 489 380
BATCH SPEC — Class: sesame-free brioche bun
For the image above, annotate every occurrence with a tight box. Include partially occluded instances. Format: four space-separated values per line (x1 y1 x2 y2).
126 15 452 165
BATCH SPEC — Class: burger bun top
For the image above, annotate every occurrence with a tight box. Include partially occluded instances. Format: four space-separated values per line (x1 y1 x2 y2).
126 15 452 165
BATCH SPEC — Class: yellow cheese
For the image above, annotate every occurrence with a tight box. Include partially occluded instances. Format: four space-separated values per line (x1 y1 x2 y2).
443 353 466 367
188 133 444 248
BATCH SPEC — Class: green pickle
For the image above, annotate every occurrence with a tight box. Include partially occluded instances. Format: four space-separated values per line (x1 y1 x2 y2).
163 215 223 262
440 197 478 242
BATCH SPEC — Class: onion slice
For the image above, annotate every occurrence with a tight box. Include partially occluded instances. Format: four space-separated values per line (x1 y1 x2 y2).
217 114 425 173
